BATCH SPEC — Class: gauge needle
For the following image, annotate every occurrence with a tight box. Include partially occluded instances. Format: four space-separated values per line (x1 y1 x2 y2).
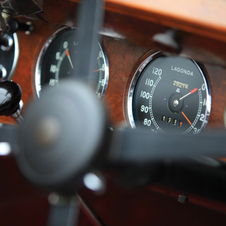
179 88 198 101
93 69 100 72
182 111 192 125
65 49 74 69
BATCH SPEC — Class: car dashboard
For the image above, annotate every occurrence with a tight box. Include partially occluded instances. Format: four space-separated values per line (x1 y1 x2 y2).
2 19 226 131
1 0 226 226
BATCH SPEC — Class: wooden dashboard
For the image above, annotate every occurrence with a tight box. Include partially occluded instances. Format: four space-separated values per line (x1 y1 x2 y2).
2 18 226 132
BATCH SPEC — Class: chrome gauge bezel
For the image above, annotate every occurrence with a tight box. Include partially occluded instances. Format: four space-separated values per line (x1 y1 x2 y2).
127 51 211 134
0 32 19 80
8 33 19 80
35 27 109 98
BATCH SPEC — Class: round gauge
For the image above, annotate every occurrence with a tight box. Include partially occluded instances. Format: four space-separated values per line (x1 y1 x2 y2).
35 27 109 98
127 52 211 134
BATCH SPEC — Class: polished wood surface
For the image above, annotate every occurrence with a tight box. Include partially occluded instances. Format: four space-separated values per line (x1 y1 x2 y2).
0 157 49 226
65 0 226 42
78 181 226 226
106 0 226 42
2 19 226 131
30 0 226 66
0 20 59 124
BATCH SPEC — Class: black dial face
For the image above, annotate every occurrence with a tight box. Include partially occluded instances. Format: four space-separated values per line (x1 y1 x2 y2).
35 27 109 98
128 52 211 134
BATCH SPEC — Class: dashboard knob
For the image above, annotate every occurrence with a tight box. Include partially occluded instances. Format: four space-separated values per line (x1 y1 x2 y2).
10 19 34 35
0 80 22 116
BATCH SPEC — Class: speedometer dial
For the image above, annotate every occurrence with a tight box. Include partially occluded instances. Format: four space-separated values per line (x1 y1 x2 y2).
35 27 109 98
127 51 211 134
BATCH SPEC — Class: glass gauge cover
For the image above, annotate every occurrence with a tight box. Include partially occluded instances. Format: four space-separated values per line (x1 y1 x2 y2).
127 52 211 134
35 27 109 98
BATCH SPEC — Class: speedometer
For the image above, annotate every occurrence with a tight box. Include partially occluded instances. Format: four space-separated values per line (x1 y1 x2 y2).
127 51 211 134
35 27 109 98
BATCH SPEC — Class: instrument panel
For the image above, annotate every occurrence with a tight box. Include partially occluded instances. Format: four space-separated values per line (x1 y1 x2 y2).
1 18 226 134
1 12 226 226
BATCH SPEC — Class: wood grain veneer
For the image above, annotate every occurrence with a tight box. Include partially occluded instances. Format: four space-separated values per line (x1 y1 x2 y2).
1 19 226 132
29 0 226 66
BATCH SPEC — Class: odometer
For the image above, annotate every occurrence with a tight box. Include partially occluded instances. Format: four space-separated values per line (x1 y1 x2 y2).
35 27 109 98
127 52 211 134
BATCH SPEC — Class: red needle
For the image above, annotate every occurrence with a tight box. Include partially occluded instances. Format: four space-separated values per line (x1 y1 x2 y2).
65 49 70 57
65 49 74 69
179 88 198 100
191 88 198 94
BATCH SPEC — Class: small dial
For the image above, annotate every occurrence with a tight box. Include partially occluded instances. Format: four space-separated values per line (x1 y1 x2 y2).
127 51 211 134
35 27 109 98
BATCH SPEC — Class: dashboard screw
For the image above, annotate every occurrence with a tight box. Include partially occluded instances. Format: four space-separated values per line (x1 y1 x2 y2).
178 194 189 204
